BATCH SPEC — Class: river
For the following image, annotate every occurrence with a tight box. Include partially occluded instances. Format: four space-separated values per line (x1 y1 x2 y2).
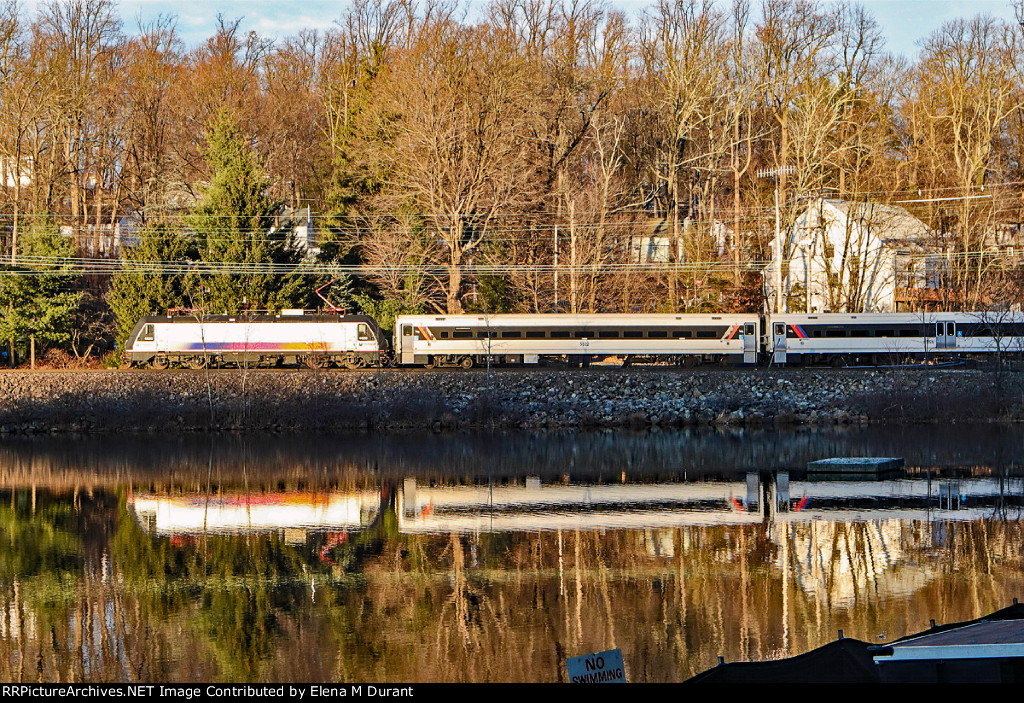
0 426 1021 682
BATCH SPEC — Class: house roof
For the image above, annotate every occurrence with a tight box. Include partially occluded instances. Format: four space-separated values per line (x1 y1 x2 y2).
818 199 928 241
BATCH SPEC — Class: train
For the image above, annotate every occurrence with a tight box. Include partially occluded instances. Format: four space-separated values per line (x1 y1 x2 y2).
124 309 1024 369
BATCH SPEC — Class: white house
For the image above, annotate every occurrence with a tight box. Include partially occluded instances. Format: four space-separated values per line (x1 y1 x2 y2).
630 217 731 264
764 198 930 313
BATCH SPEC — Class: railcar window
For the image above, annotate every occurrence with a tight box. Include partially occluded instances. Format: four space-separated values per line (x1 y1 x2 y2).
439 331 449 339
550 330 571 339
623 330 643 339
672 330 693 339
573 330 590 339
476 330 497 339
825 329 846 337
973 327 992 337
502 330 522 338
648 330 668 338
899 329 919 337
849 329 870 337
402 325 412 337
598 330 620 338
525 330 546 339
875 330 893 337
453 329 472 339
696 330 717 339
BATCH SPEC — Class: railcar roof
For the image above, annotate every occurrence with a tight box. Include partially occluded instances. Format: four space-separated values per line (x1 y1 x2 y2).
139 314 379 324
394 313 758 323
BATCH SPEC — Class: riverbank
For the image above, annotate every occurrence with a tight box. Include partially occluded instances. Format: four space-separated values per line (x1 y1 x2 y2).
0 366 1019 434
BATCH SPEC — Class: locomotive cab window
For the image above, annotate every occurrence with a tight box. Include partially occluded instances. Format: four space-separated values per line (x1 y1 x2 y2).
140 324 155 341
358 324 372 341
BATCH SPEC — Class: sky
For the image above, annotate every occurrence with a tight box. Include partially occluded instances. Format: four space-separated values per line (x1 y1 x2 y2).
19 0 1024 58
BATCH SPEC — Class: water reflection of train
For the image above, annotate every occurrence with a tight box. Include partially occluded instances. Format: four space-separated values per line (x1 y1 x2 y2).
124 311 1024 369
129 474 1024 538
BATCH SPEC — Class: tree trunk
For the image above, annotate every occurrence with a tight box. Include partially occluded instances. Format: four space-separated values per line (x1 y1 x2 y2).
447 249 464 314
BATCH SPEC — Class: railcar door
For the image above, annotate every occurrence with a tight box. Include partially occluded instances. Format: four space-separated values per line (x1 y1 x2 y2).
935 320 957 350
743 322 757 364
400 324 415 364
772 322 787 365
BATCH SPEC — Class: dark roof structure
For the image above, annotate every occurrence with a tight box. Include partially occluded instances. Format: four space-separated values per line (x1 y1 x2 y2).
685 637 880 684
686 602 1024 684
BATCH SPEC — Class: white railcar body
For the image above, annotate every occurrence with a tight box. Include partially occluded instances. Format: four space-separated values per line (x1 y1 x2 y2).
125 313 384 368
768 312 1024 365
393 313 761 367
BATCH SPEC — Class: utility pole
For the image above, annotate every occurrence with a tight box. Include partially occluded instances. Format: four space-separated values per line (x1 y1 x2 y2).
553 224 559 311
758 165 794 313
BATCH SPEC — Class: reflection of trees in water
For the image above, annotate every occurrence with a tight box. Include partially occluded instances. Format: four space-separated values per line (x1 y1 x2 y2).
773 520 921 608
4 425 1024 488
2 488 1024 682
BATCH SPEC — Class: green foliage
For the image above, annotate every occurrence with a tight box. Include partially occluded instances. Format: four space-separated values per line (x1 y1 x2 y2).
310 273 355 312
351 292 424 335
107 224 200 347
190 110 306 314
0 490 81 581
0 218 82 355
464 275 514 313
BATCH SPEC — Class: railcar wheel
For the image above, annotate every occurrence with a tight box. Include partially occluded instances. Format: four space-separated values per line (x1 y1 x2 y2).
830 355 845 368
424 358 436 369
681 356 699 368
186 355 209 370
460 356 474 370
151 356 169 370
305 355 328 369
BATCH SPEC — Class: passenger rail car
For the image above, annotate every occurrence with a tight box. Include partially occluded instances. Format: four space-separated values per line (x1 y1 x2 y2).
393 314 761 368
125 312 386 369
768 313 1024 366
125 309 1024 370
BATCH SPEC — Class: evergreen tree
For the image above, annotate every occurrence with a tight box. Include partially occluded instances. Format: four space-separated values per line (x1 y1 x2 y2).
190 111 305 315
107 224 201 347
0 219 81 363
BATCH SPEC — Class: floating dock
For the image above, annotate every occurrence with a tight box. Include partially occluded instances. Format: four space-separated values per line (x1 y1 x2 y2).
807 457 905 478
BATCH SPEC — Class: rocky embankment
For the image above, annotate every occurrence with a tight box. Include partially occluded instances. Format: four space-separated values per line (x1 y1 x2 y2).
0 366 1020 434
